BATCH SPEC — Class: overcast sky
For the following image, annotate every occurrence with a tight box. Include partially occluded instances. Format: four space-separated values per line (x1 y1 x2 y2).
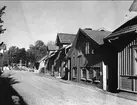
0 1 136 49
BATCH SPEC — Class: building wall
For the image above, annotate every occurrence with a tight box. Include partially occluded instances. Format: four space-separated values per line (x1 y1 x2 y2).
37 61 45 73
118 37 137 93
105 32 137 93
70 32 105 89
104 44 118 93
70 48 77 80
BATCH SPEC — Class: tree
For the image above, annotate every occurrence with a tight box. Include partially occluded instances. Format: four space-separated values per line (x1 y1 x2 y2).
47 40 55 46
8 46 19 64
35 40 44 48
0 6 6 34
2 50 9 66
16 48 26 64
0 6 6 67
1 40 48 67
27 40 48 63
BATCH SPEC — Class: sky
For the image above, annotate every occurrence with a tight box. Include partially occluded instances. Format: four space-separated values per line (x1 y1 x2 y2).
0 1 136 49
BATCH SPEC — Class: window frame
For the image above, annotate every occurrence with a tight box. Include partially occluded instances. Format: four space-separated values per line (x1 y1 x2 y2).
85 42 90 54
73 67 77 78
81 67 87 80
86 67 93 81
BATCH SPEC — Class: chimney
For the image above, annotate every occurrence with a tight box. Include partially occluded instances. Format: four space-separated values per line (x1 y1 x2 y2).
84 28 92 30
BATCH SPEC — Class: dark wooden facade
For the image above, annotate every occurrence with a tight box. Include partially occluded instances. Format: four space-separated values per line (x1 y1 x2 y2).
54 33 76 78
46 51 59 76
68 28 111 90
54 47 66 77
54 44 72 79
55 33 76 49
105 15 137 93
116 34 137 93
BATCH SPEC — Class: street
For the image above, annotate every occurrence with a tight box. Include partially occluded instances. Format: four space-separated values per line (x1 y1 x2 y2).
4 70 137 105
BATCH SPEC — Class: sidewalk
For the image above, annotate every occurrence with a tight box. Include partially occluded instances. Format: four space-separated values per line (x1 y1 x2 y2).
37 73 137 102
112 91 137 102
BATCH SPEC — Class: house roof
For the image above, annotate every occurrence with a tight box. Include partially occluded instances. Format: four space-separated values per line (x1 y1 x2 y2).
47 45 58 51
67 28 111 58
56 33 76 45
105 15 137 39
65 44 72 50
82 29 111 45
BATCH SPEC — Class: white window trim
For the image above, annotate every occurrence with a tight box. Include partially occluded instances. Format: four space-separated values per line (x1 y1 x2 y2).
87 69 92 81
85 42 90 54
81 68 86 80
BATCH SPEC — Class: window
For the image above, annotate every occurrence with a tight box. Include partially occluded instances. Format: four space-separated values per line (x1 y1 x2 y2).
78 46 82 56
81 68 86 79
95 68 100 80
73 67 77 78
92 67 101 83
85 42 90 54
133 48 137 76
87 68 93 80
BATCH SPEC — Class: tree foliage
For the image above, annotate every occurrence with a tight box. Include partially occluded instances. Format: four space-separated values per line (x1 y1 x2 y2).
8 46 19 64
0 6 6 67
27 40 47 62
47 40 55 46
0 7 48 67
0 6 6 34
1 40 48 67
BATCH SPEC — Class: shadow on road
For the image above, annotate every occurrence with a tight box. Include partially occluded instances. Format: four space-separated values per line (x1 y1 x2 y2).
0 75 28 105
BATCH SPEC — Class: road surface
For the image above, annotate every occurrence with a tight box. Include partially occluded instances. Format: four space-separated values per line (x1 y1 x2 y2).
4 70 137 105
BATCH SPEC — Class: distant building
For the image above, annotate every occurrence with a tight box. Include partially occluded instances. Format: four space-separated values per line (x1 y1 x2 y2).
35 55 48 73
46 51 59 76
35 44 58 74
55 33 76 49
54 33 76 78
45 44 59 75
47 44 58 54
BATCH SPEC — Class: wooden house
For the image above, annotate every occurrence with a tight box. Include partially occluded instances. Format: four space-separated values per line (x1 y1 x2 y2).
104 16 137 93
47 44 58 54
54 33 76 78
38 44 58 75
55 33 76 49
35 55 48 73
34 44 58 74
46 51 59 76
54 44 72 79
67 28 111 90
